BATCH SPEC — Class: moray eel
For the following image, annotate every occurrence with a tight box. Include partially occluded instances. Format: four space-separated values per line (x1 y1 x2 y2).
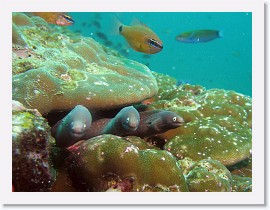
84 106 140 138
51 105 92 148
128 109 184 138
102 106 140 135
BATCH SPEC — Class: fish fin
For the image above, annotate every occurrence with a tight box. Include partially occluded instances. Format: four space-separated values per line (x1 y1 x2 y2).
107 15 123 35
218 30 224 38
130 17 148 27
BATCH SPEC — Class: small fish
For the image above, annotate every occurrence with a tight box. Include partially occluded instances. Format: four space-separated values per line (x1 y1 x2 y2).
92 20 101 29
176 79 191 86
96 31 108 40
115 18 163 54
31 12 74 26
176 29 221 43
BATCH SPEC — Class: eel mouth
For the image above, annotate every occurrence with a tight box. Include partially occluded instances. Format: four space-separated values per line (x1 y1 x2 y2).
70 132 85 139
173 121 184 127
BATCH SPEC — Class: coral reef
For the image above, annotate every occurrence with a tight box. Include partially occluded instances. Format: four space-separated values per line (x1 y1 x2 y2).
148 73 252 167
12 101 56 191
231 175 252 192
66 135 189 192
185 159 232 192
11 12 252 192
12 13 158 115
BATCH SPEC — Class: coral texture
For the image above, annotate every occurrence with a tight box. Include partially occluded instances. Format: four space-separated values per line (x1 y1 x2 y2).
148 73 252 167
185 159 232 192
66 135 189 192
12 13 158 114
12 101 56 191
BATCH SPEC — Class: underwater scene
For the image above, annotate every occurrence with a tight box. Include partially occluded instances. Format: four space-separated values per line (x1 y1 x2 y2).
12 12 252 192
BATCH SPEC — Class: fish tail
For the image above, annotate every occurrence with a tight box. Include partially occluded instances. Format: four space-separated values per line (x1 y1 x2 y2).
218 30 224 38
108 15 123 35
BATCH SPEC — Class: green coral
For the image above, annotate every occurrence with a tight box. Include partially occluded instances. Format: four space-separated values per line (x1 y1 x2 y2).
12 13 158 115
164 116 251 166
66 135 188 192
231 175 252 192
148 73 252 167
186 159 232 192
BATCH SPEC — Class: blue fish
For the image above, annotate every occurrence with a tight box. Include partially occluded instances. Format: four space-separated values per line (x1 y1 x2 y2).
176 29 222 43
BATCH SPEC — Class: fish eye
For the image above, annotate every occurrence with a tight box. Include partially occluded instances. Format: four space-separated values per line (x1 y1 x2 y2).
173 117 177 122
119 25 123 33
147 38 163 49
61 14 74 23
126 117 130 124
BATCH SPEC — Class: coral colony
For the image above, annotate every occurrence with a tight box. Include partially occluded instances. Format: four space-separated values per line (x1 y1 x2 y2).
12 13 252 192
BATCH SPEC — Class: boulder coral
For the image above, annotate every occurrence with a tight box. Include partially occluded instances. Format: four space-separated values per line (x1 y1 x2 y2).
185 159 232 192
147 73 252 167
66 135 189 192
12 12 158 115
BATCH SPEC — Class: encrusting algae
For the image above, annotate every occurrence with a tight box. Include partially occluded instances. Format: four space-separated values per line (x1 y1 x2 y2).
12 13 252 192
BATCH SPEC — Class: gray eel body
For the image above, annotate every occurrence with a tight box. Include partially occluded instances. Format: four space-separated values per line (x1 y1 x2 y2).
83 106 140 138
51 105 92 148
127 109 185 138
52 105 184 148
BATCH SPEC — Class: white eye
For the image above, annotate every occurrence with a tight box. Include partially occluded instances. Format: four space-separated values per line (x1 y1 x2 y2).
126 117 130 124
83 123 87 128
173 117 177 122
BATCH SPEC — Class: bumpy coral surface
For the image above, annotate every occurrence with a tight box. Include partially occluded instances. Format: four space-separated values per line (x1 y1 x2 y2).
12 13 158 114
231 175 252 192
12 101 56 191
185 159 232 192
148 73 252 167
66 135 188 192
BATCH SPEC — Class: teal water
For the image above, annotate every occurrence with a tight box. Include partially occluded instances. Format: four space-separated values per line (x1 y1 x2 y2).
68 12 252 96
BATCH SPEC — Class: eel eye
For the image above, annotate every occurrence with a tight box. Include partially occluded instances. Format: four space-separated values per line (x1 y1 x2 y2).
126 117 130 124
173 117 177 122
